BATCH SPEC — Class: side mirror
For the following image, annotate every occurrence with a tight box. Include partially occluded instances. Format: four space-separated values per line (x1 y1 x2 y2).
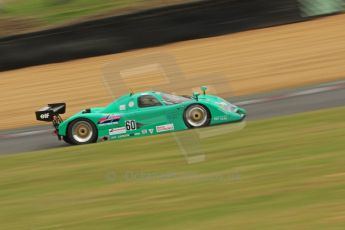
193 92 200 101
201 86 208 95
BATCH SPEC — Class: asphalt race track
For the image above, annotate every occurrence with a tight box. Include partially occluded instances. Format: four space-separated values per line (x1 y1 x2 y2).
1 81 344 155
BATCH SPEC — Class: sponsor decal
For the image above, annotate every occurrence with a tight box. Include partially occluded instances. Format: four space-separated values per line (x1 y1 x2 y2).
134 132 141 136
109 127 126 135
149 129 154 134
214 116 228 121
141 129 147 134
99 114 121 125
118 134 130 138
40 113 49 119
119 105 126 111
128 101 135 107
156 124 174 133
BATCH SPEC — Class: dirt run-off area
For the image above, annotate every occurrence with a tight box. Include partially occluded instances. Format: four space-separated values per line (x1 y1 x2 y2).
1 14 345 130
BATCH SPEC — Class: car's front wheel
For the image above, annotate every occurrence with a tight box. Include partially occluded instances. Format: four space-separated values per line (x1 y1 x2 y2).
183 104 210 128
67 118 98 145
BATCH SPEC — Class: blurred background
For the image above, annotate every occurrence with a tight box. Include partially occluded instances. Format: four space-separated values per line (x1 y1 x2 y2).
1 0 345 129
0 0 195 36
1 1 345 229
0 0 344 36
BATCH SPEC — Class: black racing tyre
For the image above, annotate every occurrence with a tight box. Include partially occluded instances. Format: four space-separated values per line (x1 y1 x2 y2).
183 104 211 128
62 136 73 145
67 118 98 145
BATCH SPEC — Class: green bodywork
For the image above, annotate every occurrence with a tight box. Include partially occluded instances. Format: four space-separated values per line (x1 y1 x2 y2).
57 90 246 142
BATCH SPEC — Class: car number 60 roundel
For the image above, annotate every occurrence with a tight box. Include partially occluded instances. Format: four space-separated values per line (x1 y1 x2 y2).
125 120 136 130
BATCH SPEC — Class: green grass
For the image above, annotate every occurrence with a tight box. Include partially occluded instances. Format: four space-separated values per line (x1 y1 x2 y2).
1 107 345 229
0 0 188 36
0 0 185 30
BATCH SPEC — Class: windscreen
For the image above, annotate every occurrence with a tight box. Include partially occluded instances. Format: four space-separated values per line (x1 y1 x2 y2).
160 93 191 105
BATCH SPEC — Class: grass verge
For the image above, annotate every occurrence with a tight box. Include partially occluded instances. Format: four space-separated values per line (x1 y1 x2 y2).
0 0 188 35
0 107 345 229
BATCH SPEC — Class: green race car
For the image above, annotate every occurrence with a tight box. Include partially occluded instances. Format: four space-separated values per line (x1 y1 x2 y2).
35 87 246 145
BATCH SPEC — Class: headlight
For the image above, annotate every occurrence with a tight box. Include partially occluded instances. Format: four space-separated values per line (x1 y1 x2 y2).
218 102 238 112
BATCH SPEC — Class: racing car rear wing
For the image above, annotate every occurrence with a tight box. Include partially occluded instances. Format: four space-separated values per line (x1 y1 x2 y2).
35 103 66 122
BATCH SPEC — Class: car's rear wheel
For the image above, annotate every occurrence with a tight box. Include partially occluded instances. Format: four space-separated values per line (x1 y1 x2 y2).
67 118 98 145
62 136 73 144
183 104 210 128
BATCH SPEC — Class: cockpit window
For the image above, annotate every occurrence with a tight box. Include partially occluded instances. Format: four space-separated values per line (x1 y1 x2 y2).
160 93 191 105
138 95 162 108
